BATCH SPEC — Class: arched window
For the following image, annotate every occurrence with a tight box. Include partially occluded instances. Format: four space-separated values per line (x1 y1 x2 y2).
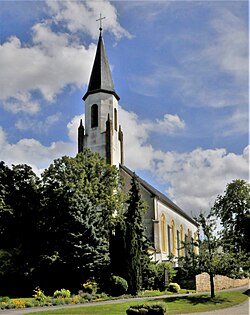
114 108 118 131
91 104 98 128
171 220 176 256
180 225 184 257
161 214 167 253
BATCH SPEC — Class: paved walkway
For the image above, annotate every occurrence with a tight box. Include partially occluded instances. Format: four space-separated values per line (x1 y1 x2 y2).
0 285 249 315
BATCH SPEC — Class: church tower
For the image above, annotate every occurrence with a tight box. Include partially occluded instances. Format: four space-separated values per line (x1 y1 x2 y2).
78 27 124 167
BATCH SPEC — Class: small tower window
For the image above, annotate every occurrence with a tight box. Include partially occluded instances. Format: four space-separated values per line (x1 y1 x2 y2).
91 104 98 128
114 108 118 131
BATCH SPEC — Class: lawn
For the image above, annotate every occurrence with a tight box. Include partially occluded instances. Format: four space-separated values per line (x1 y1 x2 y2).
26 291 248 315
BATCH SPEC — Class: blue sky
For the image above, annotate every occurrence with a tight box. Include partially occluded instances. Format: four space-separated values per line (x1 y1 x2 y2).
0 1 248 216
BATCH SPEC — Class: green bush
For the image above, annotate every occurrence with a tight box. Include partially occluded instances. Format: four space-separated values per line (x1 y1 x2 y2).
143 262 177 291
53 288 71 298
126 303 166 315
168 282 180 293
109 275 128 296
0 296 10 303
78 292 93 301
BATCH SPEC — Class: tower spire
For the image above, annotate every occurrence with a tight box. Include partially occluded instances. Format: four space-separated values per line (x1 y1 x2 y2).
83 17 119 101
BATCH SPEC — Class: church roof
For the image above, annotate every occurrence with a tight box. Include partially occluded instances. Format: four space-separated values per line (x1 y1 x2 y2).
120 164 198 227
83 32 119 101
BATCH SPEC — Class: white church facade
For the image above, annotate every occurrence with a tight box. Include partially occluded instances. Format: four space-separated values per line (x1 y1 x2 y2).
78 27 198 264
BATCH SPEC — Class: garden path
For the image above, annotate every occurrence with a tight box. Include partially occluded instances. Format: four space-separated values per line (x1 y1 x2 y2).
0 285 249 315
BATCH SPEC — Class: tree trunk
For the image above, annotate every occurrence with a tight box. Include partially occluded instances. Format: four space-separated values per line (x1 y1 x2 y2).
209 272 215 298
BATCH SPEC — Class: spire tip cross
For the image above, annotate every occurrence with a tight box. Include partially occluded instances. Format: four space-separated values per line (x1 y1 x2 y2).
96 13 106 32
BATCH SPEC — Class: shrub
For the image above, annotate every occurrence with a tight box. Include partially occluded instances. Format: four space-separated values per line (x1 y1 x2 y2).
109 275 128 296
78 291 93 301
143 262 176 291
53 288 71 298
126 303 166 315
168 282 180 293
0 296 10 303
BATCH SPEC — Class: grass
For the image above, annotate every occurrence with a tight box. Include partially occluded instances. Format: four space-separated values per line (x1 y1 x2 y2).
26 291 248 315
140 289 196 296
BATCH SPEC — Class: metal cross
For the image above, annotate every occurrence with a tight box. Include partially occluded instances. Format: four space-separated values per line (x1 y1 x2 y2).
96 13 106 31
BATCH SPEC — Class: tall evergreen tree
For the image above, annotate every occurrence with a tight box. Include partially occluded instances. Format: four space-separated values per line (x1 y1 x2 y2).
124 174 150 295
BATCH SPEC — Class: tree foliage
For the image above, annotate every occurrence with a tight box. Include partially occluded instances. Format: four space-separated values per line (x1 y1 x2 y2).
38 150 122 291
179 210 249 298
0 162 41 295
212 179 250 253
0 150 124 295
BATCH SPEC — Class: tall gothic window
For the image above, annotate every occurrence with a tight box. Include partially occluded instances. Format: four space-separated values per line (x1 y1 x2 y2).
177 230 180 257
168 225 171 255
180 225 184 257
161 214 167 253
114 108 118 131
91 104 98 128
171 220 176 256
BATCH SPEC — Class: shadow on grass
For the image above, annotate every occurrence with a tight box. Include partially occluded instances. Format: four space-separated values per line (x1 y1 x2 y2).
151 295 230 306
243 289 250 297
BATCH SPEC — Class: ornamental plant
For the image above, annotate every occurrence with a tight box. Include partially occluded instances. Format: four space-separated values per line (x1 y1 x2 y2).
168 282 181 293
81 281 97 294
53 289 71 298
33 287 47 302
126 303 166 315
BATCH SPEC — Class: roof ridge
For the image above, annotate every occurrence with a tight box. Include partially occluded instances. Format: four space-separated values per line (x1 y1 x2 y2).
119 164 198 226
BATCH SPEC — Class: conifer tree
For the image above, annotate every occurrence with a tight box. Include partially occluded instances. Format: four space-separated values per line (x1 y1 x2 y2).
124 174 149 295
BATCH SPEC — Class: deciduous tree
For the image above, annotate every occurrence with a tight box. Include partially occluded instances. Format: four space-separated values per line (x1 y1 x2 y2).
212 179 250 253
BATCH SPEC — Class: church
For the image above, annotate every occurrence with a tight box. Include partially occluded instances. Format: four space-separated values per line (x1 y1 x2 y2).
78 26 198 264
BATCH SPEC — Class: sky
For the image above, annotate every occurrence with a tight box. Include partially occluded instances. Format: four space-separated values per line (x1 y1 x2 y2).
0 0 249 217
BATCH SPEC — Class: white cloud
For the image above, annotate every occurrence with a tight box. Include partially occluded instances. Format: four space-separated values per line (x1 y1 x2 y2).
15 112 62 133
0 0 131 117
46 0 132 40
0 128 76 175
0 105 248 217
67 114 85 142
149 114 185 134
119 107 249 215
0 31 95 104
2 92 40 114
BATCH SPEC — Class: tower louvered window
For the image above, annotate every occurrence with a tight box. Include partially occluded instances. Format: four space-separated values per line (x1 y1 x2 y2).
91 104 98 128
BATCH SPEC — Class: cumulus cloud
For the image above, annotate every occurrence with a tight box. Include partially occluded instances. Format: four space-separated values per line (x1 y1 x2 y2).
67 114 85 142
118 107 249 215
0 105 248 216
2 92 40 114
0 127 75 175
0 28 95 104
46 0 132 40
15 112 62 133
0 0 130 115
